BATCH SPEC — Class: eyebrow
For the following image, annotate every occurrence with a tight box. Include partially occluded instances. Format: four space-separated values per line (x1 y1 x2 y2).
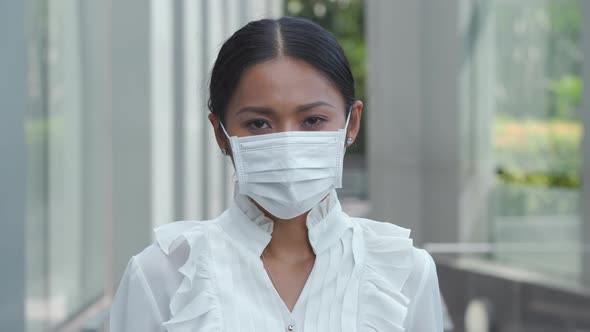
235 101 335 116
296 101 336 112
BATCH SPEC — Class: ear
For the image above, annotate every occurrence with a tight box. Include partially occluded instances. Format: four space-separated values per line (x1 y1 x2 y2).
345 100 363 146
208 113 231 156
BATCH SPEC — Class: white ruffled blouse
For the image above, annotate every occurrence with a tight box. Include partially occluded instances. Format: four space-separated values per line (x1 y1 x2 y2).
110 191 443 331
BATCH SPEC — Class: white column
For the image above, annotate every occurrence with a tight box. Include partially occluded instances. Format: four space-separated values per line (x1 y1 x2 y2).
150 0 175 230
0 0 26 329
224 0 242 205
47 0 83 320
172 0 186 221
182 0 206 220
204 0 228 218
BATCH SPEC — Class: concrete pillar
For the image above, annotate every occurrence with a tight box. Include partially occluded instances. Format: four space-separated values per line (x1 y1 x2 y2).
366 0 426 243
78 0 114 296
366 0 493 245
420 1 463 245
0 0 26 330
110 0 154 283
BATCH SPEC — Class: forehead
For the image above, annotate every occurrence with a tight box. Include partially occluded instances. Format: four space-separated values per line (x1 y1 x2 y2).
226 56 345 112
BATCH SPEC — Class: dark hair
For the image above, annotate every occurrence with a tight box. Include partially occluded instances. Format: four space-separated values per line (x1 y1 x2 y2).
208 16 355 124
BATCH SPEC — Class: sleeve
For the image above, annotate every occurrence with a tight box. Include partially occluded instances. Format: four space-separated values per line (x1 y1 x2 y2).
110 256 165 332
405 250 444 331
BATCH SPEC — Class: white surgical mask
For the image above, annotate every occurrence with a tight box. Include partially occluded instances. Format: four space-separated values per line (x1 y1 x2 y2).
220 111 351 219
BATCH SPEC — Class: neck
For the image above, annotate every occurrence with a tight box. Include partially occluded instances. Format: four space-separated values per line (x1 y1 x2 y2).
253 201 315 263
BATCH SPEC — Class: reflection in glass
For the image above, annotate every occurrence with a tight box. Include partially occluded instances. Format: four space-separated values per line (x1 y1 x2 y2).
490 0 583 283
25 0 108 330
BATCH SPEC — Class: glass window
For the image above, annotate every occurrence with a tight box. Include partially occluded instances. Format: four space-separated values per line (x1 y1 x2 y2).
25 0 108 330
489 0 583 283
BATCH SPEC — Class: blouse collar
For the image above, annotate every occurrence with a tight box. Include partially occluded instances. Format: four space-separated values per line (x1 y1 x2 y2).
220 187 352 257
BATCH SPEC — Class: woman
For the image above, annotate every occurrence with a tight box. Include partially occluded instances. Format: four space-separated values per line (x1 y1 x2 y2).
110 16 443 331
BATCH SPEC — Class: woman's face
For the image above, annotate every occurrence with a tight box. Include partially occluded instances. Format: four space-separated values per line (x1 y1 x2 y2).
209 56 363 153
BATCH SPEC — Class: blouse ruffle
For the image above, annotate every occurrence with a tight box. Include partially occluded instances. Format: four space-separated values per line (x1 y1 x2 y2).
152 203 415 332
154 220 222 332
357 218 414 332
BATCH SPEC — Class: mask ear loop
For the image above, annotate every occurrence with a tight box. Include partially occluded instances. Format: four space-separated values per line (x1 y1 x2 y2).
219 120 231 139
344 106 352 130
218 120 233 158
343 106 354 151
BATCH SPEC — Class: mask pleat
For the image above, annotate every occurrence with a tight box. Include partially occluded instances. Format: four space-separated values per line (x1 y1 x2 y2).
229 128 347 219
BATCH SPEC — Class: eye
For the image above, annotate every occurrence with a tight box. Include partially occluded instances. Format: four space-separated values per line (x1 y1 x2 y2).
303 117 326 128
246 119 271 130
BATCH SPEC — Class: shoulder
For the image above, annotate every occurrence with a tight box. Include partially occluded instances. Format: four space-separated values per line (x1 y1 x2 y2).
353 216 412 238
404 249 443 329
350 217 442 329
113 219 223 329
132 219 217 273
119 219 221 319
405 248 438 297
153 220 218 255
131 220 219 290
351 217 438 292
352 217 442 330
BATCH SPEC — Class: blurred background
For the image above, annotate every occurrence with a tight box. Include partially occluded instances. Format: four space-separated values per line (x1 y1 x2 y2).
1 0 589 331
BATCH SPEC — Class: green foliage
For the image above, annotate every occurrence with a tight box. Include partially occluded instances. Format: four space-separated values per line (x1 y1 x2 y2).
493 1 582 194
494 0 582 120
284 0 365 102
494 117 582 189
545 0 582 120
547 0 580 42
549 74 582 118
496 169 579 188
